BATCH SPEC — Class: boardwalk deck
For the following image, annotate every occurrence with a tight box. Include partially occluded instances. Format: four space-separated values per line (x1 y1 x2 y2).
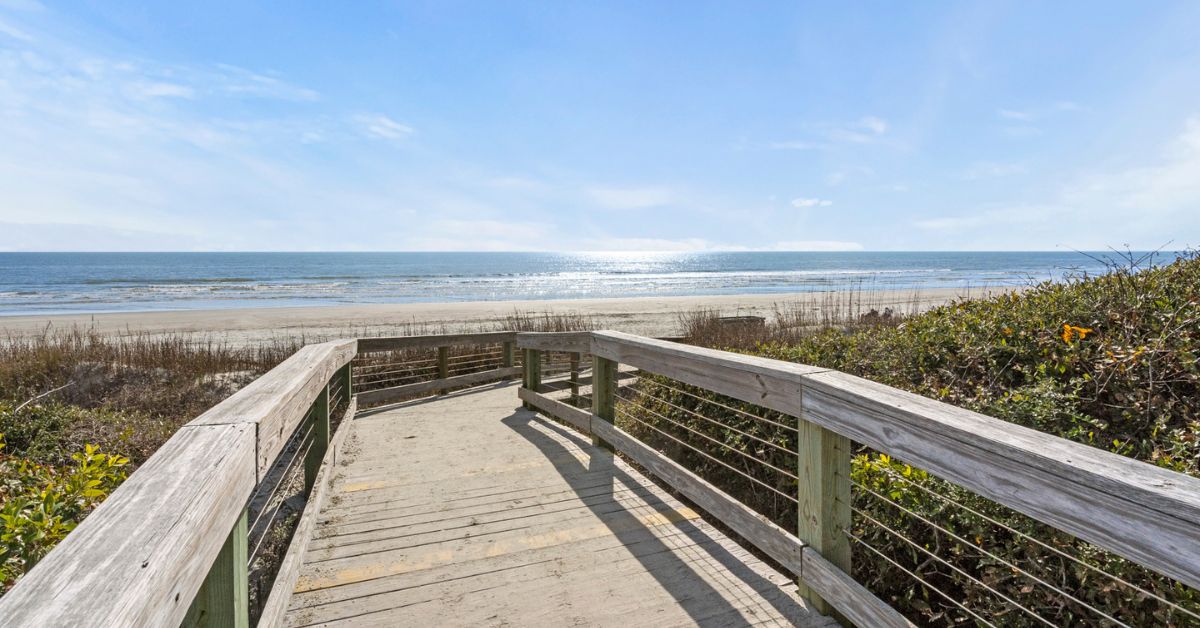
282 382 834 627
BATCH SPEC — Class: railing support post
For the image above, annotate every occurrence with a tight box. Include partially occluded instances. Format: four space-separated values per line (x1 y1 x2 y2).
502 340 515 379
591 356 616 449
304 384 330 494
339 361 352 401
437 346 449 393
569 352 581 407
796 417 852 617
522 349 541 409
183 509 248 628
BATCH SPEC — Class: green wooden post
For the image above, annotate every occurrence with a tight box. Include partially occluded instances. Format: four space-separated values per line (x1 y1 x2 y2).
591 356 616 449
339 361 352 402
502 341 515 379
304 384 330 494
437 346 449 393
569 352 581 407
522 349 541 409
796 418 852 617
182 509 248 628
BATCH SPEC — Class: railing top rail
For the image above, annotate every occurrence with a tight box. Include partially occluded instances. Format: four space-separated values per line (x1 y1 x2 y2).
519 329 1200 591
356 331 516 353
0 338 357 627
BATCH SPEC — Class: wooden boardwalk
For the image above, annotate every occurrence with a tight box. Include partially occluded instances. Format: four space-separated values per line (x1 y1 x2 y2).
282 382 835 627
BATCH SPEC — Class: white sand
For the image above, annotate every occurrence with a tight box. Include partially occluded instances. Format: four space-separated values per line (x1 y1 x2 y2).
0 287 1004 345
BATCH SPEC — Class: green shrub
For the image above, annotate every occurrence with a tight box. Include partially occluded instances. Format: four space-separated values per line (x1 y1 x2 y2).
622 252 1200 625
0 434 128 591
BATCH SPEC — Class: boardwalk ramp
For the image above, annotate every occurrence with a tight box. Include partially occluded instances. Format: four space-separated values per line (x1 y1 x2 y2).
283 383 834 627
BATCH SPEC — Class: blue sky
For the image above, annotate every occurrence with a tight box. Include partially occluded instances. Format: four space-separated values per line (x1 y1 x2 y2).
1 1 1199 252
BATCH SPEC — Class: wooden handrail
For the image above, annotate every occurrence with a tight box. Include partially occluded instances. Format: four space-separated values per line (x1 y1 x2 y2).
0 339 357 627
517 331 1200 594
356 331 516 353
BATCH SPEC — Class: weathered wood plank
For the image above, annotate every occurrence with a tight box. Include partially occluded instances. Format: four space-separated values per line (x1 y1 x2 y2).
796 418 851 615
191 338 356 480
589 418 808 577
590 330 828 417
183 509 249 628
801 370 1200 591
356 331 516 353
515 331 593 353
517 387 591 432
258 398 357 628
356 367 521 406
0 424 256 627
801 546 915 628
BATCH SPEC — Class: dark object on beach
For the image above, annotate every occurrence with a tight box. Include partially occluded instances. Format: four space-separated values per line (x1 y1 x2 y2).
717 315 766 327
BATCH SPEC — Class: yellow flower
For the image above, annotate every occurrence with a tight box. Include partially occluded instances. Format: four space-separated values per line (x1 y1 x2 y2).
1061 324 1094 344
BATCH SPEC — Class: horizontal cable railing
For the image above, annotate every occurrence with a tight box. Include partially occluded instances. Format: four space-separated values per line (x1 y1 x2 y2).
353 332 520 407
516 330 1200 627
0 338 357 627
6 328 1197 627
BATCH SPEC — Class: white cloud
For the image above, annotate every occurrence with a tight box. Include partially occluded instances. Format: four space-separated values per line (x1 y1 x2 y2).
858 116 888 135
963 161 1026 179
356 114 414 140
791 197 833 208
767 240 864 252
0 18 33 41
212 64 319 101
129 81 194 99
915 116 1200 249
998 108 1034 121
767 140 823 150
587 185 677 209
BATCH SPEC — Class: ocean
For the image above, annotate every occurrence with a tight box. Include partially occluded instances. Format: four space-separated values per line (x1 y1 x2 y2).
0 251 1161 316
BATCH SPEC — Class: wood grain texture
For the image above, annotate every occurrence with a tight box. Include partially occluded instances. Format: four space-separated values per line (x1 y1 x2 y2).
590 330 828 418
801 369 1200 591
356 331 516 353
356 367 521 406
796 418 851 615
191 338 356 481
283 384 833 627
0 424 257 627
515 331 593 353
590 418 808 578
182 509 249 628
258 398 357 628
518 387 592 432
802 547 915 628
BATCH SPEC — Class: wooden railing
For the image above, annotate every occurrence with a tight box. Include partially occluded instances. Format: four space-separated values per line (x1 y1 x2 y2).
0 332 522 627
353 331 520 407
2 329 1197 626
515 331 1200 626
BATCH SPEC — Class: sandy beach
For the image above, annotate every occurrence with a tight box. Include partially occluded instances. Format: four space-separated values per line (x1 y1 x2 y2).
0 286 1002 345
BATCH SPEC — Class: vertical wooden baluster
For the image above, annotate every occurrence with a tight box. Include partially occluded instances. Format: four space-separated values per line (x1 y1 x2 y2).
182 509 249 628
502 340 515 379
304 385 330 494
796 415 852 618
569 352 581 407
591 356 616 449
522 349 541 409
437 346 449 394
339 361 352 402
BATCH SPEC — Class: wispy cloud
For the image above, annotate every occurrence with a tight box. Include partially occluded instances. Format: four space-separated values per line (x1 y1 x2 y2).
587 185 677 209
962 161 1026 179
0 17 32 41
767 115 890 151
766 240 864 252
357 114 414 140
916 116 1200 249
791 197 833 208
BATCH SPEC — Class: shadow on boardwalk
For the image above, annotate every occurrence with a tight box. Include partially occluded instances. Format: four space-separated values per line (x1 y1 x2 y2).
502 406 815 626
